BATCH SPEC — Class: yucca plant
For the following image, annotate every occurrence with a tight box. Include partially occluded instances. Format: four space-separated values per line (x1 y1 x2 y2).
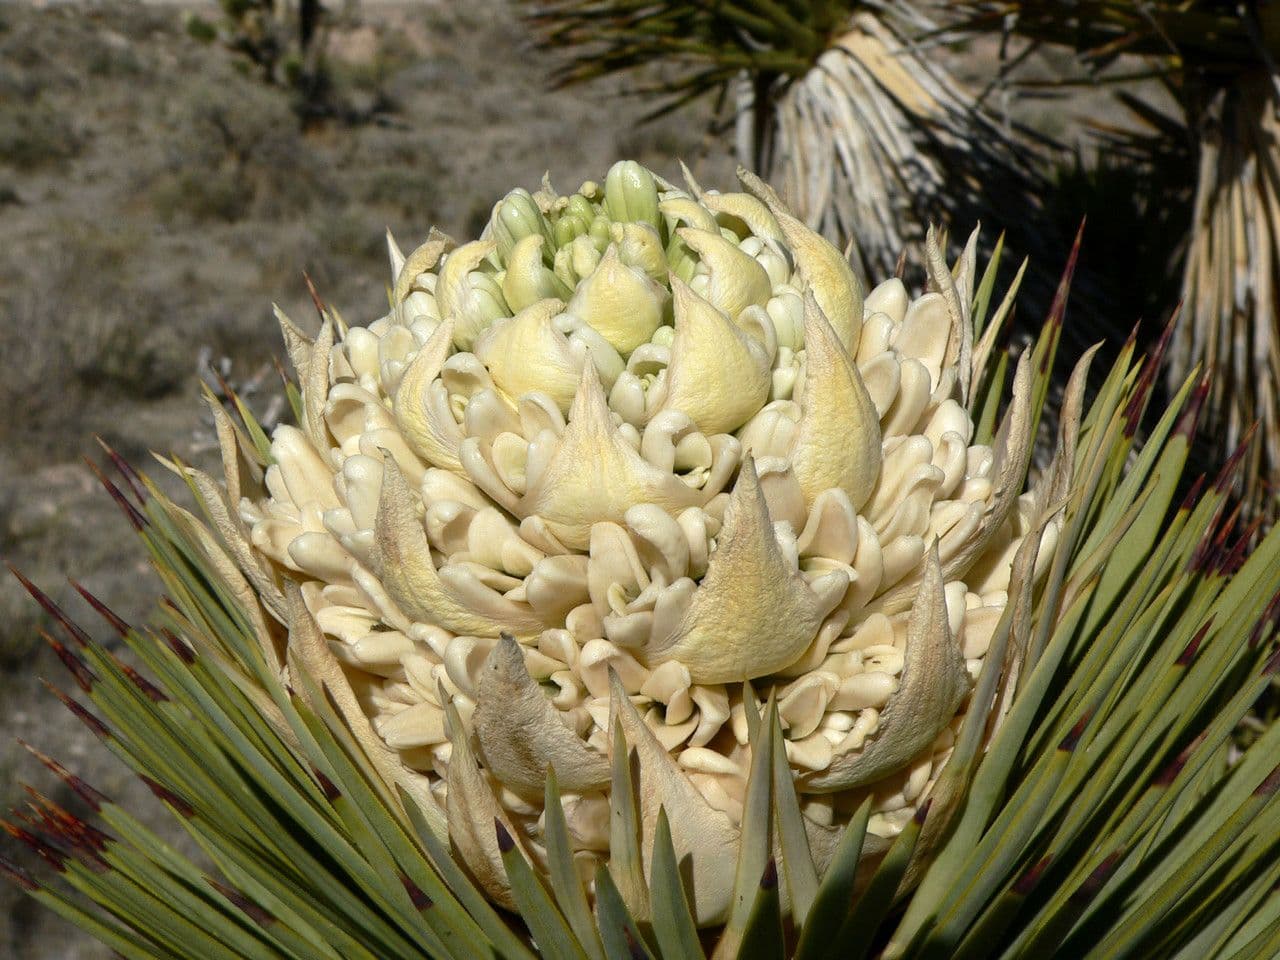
5 161 1280 959
949 1 1280 518
518 1 1054 289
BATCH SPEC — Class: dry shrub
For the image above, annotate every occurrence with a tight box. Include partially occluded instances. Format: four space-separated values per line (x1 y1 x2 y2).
0 226 191 459
144 80 331 224
0 96 81 171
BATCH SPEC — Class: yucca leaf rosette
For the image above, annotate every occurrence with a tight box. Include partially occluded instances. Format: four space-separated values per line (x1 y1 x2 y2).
11 161 1280 959
212 161 1050 922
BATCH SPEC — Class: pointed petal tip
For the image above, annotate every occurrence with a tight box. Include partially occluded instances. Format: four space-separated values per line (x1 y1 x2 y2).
162 629 197 665
1174 373 1211 440
400 872 433 911
760 858 779 890
93 436 148 502
1173 618 1213 667
913 797 933 825
0 853 39 890
209 878 278 926
139 776 195 818
1013 855 1053 896
1058 713 1089 752
302 270 327 319
9 567 92 648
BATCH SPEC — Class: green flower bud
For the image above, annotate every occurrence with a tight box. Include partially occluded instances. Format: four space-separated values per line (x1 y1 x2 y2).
553 213 588 250
564 193 596 225
588 215 613 253
603 160 661 230
492 188 554 264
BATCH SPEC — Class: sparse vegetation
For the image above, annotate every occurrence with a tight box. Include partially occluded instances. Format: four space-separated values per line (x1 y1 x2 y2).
145 79 326 223
0 98 80 170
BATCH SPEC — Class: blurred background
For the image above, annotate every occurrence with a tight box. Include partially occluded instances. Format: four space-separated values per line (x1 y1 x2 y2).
0 0 1269 955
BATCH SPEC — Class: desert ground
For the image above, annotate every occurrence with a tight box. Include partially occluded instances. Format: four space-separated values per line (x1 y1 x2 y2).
0 3 1152 955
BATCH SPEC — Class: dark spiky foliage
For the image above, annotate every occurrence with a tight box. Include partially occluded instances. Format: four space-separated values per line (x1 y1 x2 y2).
5 241 1280 958
950 1 1280 520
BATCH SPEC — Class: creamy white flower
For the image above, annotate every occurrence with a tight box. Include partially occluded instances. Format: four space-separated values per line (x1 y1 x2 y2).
222 163 1051 924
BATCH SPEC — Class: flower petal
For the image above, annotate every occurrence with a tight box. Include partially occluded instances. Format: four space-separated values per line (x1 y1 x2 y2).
443 700 522 909
739 167 864 352
678 227 773 321
646 458 848 683
393 319 467 474
657 279 771 434
513 364 708 549
800 544 969 791
609 670 739 925
565 245 669 354
474 299 581 412
374 457 544 636
472 635 609 796
790 292 882 511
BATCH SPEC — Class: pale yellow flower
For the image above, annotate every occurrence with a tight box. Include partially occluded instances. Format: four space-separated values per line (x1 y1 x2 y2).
215 162 1050 923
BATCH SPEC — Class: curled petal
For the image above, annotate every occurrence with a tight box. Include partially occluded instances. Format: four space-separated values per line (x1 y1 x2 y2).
566 245 669 354
778 672 835 740
612 221 668 280
509 364 708 549
374 457 543 637
501 234 572 312
699 190 784 243
657 279 771 434
859 351 901 419
739 167 863 351
625 503 690 582
646 458 848 683
377 701 446 750
801 545 969 792
863 277 909 326
436 239 508 349
474 299 581 411
393 319 465 473
679 227 773 321
325 383 381 448
790 293 881 511
796 488 859 565
659 196 720 234
393 230 452 305
609 671 739 925
473 635 609 796
883 358 932 438
268 425 338 510
879 353 1035 615
894 292 949 389
525 555 590 621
